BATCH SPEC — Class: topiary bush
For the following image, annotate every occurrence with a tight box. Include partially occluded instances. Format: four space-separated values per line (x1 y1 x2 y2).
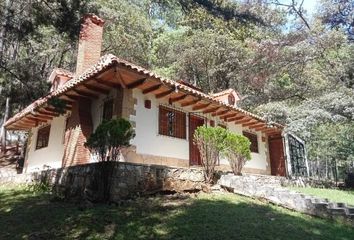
85 118 135 162
223 132 251 175
194 126 228 183
85 118 135 202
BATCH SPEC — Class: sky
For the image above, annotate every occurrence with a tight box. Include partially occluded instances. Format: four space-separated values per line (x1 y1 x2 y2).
302 0 318 15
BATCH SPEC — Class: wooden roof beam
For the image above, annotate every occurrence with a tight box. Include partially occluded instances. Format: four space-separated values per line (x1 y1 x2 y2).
234 118 252 124
30 113 53 121
95 77 121 88
242 121 259 127
203 107 220 114
192 103 211 111
126 78 147 89
82 83 110 95
72 89 99 99
142 84 162 94
156 89 174 99
58 95 76 103
169 94 187 103
181 99 200 107
27 116 47 123
37 109 59 117
255 126 268 132
263 128 280 134
115 67 126 88
45 105 72 112
220 112 237 120
248 123 266 130
212 110 229 117
227 116 244 122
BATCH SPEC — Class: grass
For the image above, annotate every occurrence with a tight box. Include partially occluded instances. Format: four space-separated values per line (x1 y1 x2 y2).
0 185 353 240
289 186 354 206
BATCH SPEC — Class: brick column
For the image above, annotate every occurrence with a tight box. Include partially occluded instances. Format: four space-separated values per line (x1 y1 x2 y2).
62 98 93 166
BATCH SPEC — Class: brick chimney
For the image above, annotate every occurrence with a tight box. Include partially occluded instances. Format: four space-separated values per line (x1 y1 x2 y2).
75 14 105 75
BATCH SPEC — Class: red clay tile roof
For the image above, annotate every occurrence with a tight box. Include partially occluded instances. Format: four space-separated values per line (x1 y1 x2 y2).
5 54 283 129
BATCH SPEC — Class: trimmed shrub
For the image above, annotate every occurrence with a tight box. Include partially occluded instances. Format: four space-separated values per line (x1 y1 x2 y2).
85 118 135 202
194 126 228 183
223 132 251 175
85 118 135 162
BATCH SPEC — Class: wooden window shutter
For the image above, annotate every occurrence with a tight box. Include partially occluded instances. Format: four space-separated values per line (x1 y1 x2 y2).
103 99 113 121
243 131 259 153
36 125 51 150
159 106 186 139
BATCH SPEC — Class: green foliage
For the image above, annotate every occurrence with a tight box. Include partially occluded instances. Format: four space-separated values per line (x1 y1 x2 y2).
85 118 135 162
1 185 354 239
223 132 251 175
48 97 67 114
26 182 51 194
2 0 354 180
194 126 228 183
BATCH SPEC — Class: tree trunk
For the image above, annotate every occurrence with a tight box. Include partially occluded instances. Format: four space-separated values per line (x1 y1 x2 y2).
325 158 328 179
0 97 10 153
0 0 10 60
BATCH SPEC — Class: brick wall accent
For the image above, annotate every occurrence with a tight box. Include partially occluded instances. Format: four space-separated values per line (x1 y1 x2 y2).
62 98 93 167
76 14 105 75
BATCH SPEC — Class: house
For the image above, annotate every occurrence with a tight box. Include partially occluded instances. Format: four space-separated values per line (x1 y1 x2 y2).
4 14 288 176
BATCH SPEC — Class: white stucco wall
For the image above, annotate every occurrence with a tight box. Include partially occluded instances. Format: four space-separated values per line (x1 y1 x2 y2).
223 123 268 171
132 89 190 160
131 89 269 172
26 115 66 172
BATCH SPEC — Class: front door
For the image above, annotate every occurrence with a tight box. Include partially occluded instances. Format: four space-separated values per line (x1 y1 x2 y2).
269 135 286 176
189 115 205 166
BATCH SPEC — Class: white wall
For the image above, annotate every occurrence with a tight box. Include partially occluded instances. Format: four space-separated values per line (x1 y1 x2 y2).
132 89 190 160
26 115 66 172
225 123 268 171
132 89 269 171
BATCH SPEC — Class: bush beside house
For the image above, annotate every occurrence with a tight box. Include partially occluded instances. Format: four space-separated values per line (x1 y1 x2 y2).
85 118 135 202
194 126 252 183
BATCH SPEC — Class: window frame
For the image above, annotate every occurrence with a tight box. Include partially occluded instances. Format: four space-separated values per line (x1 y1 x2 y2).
228 94 235 105
35 125 51 150
243 131 259 153
158 105 187 139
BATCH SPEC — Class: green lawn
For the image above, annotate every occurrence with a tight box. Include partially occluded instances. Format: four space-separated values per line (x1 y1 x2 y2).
289 186 354 206
0 185 353 240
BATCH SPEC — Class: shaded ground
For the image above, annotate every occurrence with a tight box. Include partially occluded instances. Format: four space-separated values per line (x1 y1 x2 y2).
290 186 354 206
0 185 353 240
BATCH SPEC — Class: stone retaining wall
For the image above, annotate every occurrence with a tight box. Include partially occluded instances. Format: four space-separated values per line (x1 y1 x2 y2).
218 174 354 225
0 162 205 202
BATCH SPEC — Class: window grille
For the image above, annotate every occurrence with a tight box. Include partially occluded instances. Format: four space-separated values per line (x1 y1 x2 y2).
159 105 186 139
36 125 51 149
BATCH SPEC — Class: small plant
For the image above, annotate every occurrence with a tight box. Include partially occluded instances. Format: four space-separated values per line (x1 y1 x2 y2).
85 118 135 161
26 182 51 194
223 132 251 175
48 97 67 114
194 126 228 183
85 118 135 202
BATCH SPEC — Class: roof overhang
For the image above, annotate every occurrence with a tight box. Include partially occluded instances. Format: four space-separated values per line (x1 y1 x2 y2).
5 54 283 136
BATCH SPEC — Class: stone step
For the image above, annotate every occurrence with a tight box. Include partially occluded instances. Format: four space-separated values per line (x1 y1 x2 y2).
328 207 347 215
328 202 347 208
337 202 347 208
347 207 354 214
